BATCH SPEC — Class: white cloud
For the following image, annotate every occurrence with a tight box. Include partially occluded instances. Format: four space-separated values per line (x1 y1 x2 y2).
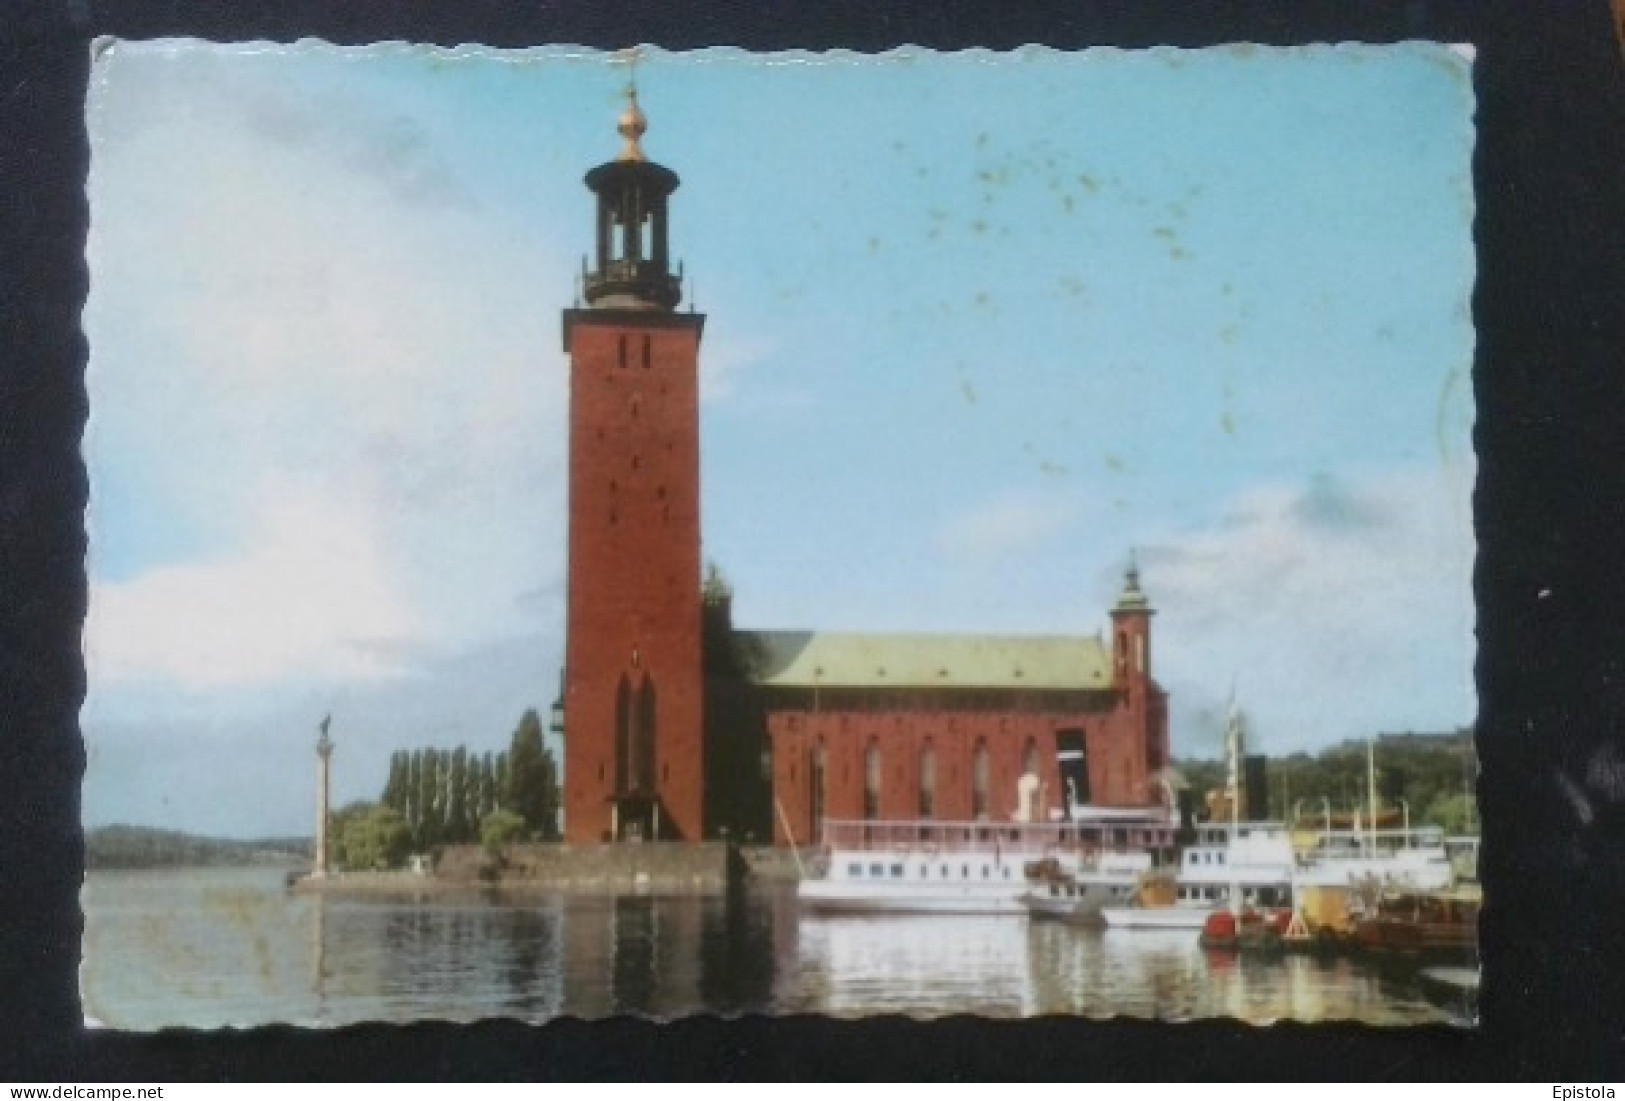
86 486 419 690
84 49 568 703
1145 466 1475 753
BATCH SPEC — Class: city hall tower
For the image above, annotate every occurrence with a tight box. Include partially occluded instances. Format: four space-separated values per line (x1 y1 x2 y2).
561 89 706 842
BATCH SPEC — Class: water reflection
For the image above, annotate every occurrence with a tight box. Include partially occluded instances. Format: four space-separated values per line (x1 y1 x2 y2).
82 868 1457 1029
784 913 1035 1017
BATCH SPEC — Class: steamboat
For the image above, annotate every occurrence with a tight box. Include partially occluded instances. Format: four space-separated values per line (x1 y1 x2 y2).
797 807 1178 915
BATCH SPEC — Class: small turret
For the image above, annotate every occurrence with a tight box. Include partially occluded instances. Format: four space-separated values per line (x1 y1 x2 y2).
581 85 684 311
1110 553 1155 687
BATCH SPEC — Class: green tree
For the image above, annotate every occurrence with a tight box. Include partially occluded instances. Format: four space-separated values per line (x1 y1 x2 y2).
506 709 561 840
380 751 407 814
494 751 510 811
405 749 424 840
337 804 412 871
447 746 470 843
418 748 443 849
476 751 497 823
480 808 527 858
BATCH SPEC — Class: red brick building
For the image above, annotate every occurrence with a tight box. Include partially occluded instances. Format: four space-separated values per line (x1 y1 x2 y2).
559 93 1170 845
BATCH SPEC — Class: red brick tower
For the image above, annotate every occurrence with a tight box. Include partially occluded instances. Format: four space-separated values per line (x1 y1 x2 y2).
1109 557 1168 803
561 89 706 842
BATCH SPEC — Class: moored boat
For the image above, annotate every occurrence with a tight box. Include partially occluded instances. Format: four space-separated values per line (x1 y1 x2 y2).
798 810 1178 916
1100 820 1296 931
1353 884 1480 964
1019 851 1161 926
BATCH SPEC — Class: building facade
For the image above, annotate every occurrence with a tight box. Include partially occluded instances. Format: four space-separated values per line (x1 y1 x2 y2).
559 93 1170 845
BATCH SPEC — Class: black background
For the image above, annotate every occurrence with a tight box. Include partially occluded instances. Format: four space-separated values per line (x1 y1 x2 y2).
3 0 1623 1082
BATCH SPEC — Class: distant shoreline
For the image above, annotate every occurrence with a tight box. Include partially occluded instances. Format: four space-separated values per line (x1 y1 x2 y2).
84 824 312 870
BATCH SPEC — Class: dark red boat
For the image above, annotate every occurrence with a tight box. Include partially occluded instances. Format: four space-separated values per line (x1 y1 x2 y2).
1353 887 1480 962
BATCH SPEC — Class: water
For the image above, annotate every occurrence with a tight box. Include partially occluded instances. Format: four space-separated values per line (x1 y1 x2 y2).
81 867 1460 1030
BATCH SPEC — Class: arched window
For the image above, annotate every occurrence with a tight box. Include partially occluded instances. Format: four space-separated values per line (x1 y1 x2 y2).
972 740 990 820
614 675 632 794
919 742 937 819
1023 738 1040 779
864 741 882 820
810 742 826 842
633 675 657 794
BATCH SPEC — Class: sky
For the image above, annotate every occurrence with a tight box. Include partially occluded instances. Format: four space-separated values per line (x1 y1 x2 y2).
82 42 1477 837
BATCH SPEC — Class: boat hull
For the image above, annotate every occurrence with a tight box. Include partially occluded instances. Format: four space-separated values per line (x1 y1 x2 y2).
1100 905 1215 931
1021 881 1135 925
797 879 1026 915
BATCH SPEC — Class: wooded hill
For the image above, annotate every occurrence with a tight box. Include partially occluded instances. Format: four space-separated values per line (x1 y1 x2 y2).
85 824 312 868
1175 728 1478 832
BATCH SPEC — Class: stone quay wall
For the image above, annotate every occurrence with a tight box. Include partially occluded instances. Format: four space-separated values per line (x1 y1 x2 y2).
437 840 733 892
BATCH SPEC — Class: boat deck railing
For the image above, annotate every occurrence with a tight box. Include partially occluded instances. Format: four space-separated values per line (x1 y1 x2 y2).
817 816 1177 858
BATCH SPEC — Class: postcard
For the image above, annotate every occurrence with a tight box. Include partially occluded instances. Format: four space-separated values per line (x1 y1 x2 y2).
80 41 1478 1030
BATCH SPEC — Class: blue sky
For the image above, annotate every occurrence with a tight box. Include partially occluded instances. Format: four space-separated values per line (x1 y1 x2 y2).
83 42 1476 837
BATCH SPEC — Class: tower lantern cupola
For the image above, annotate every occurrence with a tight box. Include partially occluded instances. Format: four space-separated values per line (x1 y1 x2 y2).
582 86 683 311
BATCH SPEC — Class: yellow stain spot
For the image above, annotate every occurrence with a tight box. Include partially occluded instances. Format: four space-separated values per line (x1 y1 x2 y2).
1221 411 1237 435
1104 453 1125 472
960 381 977 405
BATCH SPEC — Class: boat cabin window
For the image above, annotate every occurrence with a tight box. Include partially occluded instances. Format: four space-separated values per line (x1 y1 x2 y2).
941 865 949 878
890 864 904 878
1215 852 1225 865
1003 866 1011 879
981 865 989 878
869 863 884 877
961 865 969 879
847 863 862 877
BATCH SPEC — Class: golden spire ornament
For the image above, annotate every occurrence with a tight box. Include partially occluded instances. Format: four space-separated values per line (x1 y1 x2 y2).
616 83 647 162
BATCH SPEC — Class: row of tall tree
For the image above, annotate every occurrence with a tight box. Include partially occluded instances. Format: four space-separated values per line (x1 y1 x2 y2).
377 709 561 848
332 709 561 871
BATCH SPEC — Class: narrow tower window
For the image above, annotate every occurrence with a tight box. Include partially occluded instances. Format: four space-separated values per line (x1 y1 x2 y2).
614 676 632 794
972 740 990 820
810 742 826 842
642 334 652 369
863 741 882 820
634 675 657 794
919 742 937 819
618 335 627 369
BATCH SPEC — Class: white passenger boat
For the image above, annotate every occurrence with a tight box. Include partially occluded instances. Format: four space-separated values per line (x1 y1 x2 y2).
1294 825 1454 892
1100 820 1459 930
797 810 1178 916
1100 821 1296 930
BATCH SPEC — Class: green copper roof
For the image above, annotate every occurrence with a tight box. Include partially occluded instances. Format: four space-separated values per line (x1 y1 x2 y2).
737 630 1112 690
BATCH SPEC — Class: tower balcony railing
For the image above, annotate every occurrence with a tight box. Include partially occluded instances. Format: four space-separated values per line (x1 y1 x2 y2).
584 261 682 309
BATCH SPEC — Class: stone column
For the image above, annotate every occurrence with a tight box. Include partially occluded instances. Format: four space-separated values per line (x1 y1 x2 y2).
315 718 333 878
